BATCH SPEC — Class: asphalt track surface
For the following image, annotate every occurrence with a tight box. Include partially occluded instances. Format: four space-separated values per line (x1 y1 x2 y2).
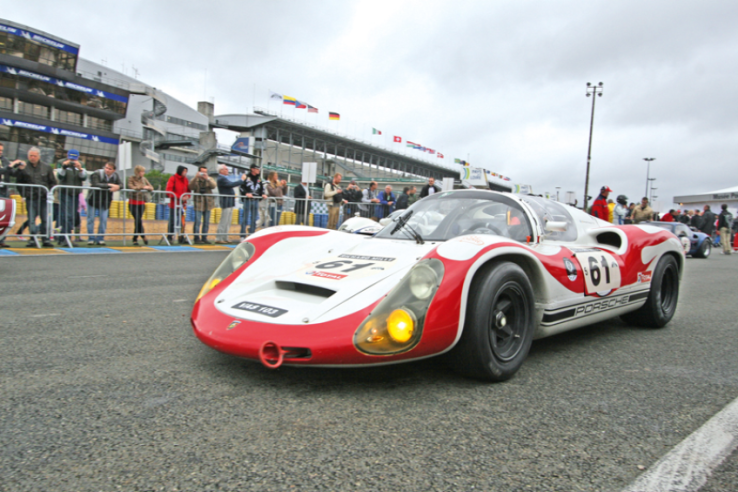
1 251 737 492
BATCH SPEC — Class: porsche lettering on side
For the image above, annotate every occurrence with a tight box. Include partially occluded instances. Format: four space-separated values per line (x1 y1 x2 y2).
191 190 683 382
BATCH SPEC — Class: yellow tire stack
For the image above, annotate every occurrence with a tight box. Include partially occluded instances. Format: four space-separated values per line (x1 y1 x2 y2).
109 200 123 219
11 195 26 215
211 207 221 224
309 213 314 227
232 210 240 225
144 203 156 220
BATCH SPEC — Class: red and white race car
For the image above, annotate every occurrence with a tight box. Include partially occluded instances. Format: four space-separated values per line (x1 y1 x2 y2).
191 190 683 381
0 197 17 244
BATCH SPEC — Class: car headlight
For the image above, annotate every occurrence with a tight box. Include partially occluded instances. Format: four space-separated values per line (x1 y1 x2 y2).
196 241 255 301
354 259 444 355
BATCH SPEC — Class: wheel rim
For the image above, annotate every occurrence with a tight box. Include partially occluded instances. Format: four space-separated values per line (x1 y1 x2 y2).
704 243 711 257
488 282 527 362
659 265 678 313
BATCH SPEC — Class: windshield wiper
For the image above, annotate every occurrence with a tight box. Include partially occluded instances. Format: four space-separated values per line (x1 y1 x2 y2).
390 210 425 244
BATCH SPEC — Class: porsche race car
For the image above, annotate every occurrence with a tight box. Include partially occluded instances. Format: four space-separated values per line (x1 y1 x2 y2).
191 190 683 381
646 221 712 258
0 197 17 244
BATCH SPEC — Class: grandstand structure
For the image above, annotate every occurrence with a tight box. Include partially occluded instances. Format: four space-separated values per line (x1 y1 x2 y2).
211 108 458 192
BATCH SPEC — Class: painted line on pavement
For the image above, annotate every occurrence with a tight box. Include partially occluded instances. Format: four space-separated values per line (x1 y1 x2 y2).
622 395 738 492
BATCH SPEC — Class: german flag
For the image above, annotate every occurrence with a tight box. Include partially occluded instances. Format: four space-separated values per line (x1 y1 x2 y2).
329 112 340 121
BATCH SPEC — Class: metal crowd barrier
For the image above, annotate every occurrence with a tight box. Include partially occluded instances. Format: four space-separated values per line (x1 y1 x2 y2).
2 184 394 248
3 183 54 247
43 185 179 248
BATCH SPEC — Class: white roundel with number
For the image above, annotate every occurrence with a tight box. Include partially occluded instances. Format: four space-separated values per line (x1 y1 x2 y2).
574 250 622 296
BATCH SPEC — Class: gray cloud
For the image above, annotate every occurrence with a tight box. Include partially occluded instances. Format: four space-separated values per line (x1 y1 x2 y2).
7 0 738 208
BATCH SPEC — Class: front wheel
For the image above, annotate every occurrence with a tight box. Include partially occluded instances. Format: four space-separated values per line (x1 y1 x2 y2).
621 254 679 328
448 262 535 382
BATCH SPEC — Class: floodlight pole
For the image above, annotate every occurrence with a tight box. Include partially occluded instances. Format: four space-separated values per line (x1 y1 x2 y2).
643 158 655 198
583 82 604 211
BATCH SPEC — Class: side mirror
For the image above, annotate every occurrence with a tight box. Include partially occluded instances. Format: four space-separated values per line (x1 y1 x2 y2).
545 221 568 232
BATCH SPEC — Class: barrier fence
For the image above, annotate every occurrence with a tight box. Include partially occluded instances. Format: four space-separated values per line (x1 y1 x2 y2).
3 185 398 248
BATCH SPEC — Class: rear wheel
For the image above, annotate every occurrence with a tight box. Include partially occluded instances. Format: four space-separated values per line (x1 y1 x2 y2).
448 262 535 382
621 255 679 328
693 239 711 258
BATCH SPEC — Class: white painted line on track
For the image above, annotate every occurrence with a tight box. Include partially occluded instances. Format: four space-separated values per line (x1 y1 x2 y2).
30 313 60 318
622 395 738 492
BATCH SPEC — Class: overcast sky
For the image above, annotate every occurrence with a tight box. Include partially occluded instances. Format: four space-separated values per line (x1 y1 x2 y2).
7 0 738 209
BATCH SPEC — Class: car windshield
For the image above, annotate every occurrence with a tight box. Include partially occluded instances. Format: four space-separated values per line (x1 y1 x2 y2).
375 190 533 242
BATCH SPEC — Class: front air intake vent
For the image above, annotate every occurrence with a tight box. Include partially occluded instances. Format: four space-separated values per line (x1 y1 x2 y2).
275 281 336 299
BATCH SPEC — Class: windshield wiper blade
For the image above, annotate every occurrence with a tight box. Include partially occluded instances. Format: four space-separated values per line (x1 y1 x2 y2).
391 210 424 244
391 210 413 234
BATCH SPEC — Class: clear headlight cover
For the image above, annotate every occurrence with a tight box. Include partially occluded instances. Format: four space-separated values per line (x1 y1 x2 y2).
196 241 255 301
354 259 444 355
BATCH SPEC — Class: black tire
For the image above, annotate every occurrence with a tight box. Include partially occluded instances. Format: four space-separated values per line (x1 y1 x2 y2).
448 262 535 382
620 254 679 328
693 240 711 258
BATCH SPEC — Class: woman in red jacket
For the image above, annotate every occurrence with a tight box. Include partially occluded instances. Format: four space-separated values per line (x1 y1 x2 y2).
166 166 189 244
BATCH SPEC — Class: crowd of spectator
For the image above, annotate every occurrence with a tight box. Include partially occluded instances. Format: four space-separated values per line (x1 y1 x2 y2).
590 184 737 254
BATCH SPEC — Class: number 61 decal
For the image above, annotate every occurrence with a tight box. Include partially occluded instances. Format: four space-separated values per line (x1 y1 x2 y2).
574 251 622 296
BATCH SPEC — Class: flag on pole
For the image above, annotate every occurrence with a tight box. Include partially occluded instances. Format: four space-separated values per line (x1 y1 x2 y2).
329 112 340 120
372 128 382 135
307 105 318 113
283 96 296 106
427 149 435 155
437 153 444 158
454 158 461 164
393 136 402 143
295 100 307 109
270 91 282 100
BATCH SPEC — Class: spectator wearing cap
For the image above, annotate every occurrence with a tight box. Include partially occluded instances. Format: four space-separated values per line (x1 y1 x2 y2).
87 161 121 245
239 164 267 238
215 164 246 244
632 197 655 224
613 195 628 225
590 186 612 221
56 149 87 244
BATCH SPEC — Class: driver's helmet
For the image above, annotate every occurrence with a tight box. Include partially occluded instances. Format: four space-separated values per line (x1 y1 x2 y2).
616 194 628 205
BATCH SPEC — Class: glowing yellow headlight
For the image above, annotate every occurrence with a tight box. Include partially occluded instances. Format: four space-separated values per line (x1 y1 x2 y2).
387 309 414 343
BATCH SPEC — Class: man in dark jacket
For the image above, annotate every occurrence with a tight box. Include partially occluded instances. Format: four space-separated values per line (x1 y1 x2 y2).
700 204 716 236
0 142 10 199
55 149 88 243
11 147 57 247
419 177 441 198
215 164 245 243
293 181 311 225
239 164 267 237
717 204 733 255
343 180 362 218
87 161 120 245
396 187 410 210
590 186 612 221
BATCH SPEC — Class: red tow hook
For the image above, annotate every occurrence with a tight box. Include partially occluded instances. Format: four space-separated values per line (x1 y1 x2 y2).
259 341 287 369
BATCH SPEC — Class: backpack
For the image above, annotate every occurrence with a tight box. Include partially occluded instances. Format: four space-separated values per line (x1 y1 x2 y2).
722 211 733 229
